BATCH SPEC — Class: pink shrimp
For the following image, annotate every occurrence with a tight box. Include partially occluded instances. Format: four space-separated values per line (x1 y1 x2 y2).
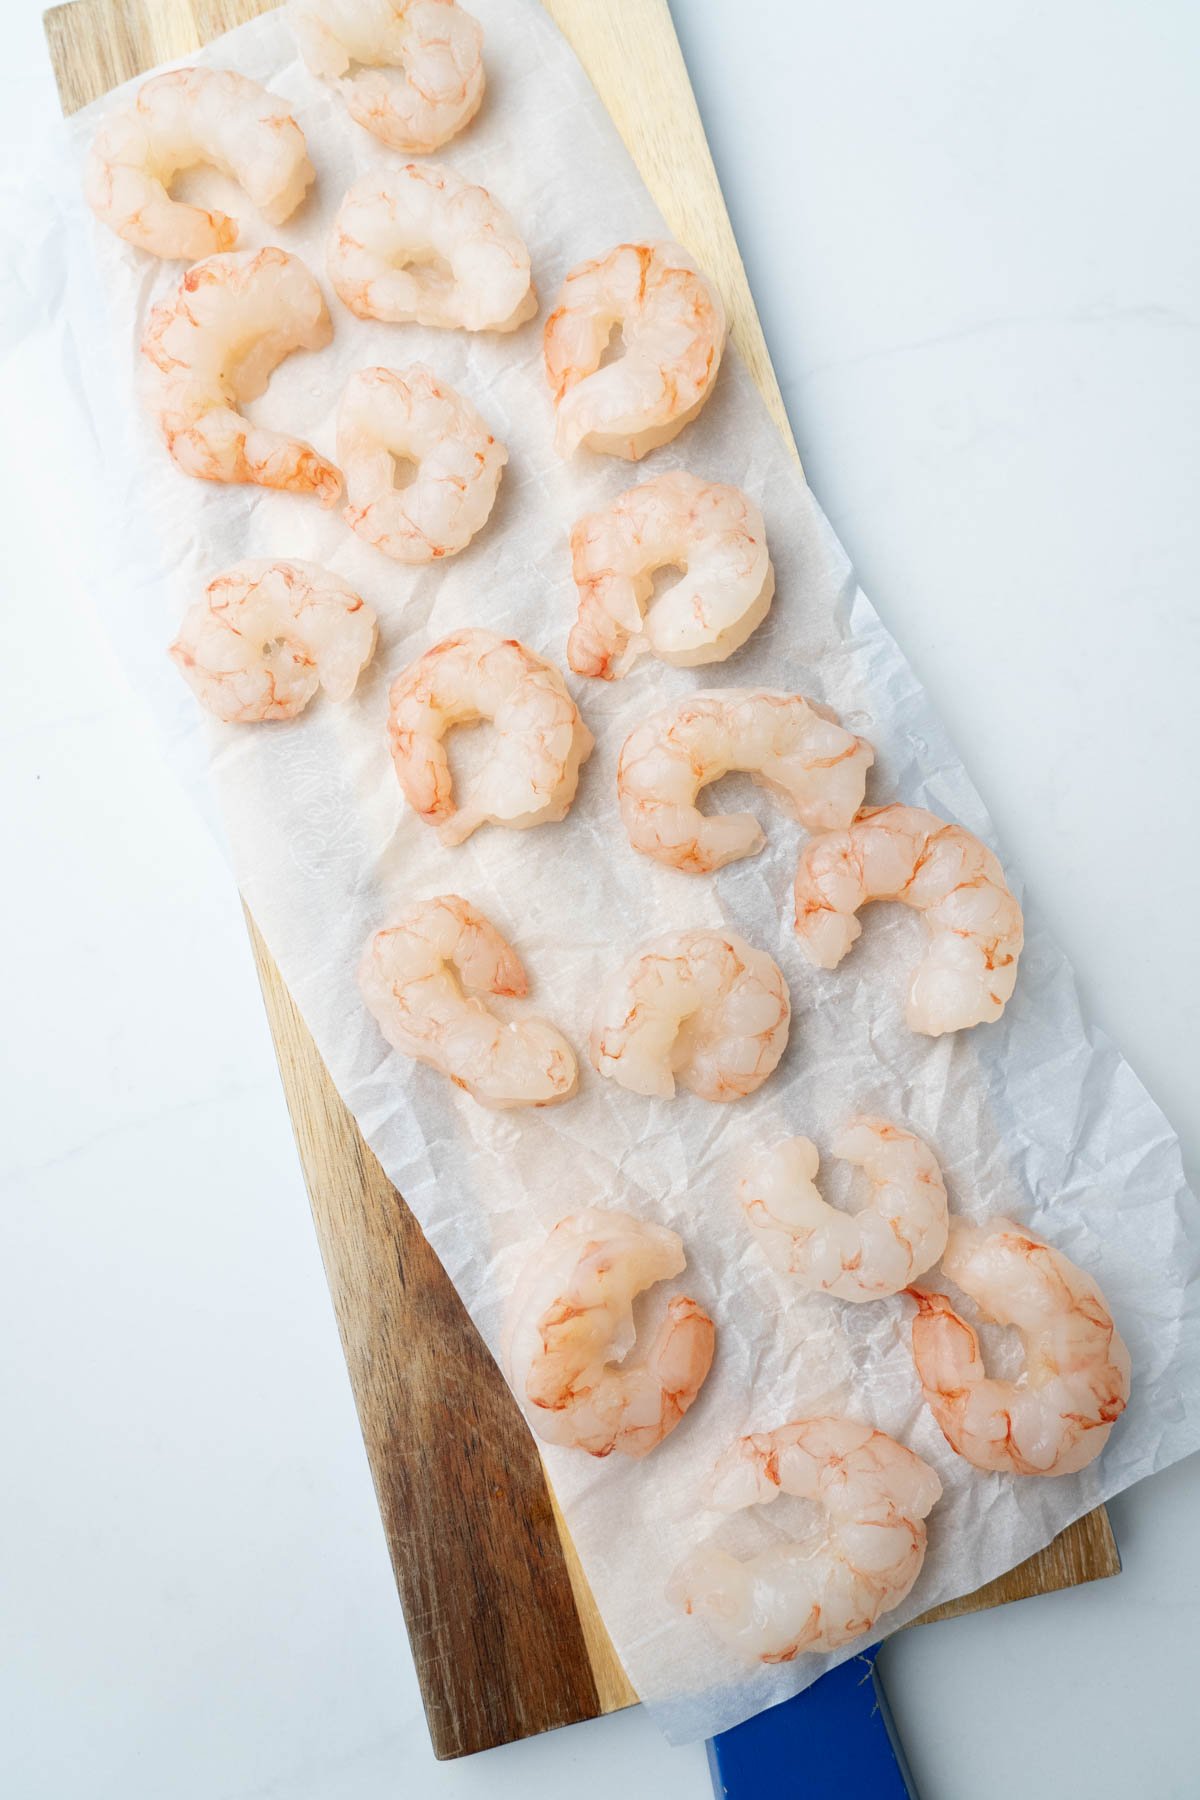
505 1209 715 1458
793 804 1024 1034
909 1218 1131 1476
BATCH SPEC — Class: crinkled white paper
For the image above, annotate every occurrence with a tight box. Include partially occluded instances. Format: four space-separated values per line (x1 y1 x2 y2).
50 0 1200 1746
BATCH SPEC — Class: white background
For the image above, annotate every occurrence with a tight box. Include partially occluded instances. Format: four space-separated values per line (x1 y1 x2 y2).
1 1 1197 1796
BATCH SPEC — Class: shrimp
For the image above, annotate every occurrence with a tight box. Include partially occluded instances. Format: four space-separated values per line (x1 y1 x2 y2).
289 0 484 153
504 1209 715 1459
739 1120 948 1302
139 247 341 504
544 243 726 460
667 1418 942 1663
387 629 593 844
337 364 505 560
568 473 774 679
169 559 376 722
84 68 314 262
590 929 790 1103
328 163 535 332
618 690 874 873
358 894 577 1108
909 1218 1131 1477
793 804 1024 1035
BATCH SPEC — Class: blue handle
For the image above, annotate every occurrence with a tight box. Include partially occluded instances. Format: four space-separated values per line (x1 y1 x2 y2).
706 1645 916 1799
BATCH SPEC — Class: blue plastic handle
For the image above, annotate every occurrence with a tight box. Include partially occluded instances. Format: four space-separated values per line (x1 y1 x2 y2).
706 1645 916 1799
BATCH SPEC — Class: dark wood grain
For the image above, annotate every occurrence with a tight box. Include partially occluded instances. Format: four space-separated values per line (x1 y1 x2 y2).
242 911 605 1757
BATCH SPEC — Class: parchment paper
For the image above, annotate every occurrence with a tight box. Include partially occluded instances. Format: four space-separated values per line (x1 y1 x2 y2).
48 0 1200 1744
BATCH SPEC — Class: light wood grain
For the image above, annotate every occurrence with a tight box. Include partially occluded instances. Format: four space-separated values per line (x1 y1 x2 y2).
542 0 797 461
45 0 275 106
45 0 1118 1757
916 1504 1120 1626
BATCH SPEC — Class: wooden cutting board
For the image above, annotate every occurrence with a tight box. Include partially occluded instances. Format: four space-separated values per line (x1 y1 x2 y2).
44 0 1121 1761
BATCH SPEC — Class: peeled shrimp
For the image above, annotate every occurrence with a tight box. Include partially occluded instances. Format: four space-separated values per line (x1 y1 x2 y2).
328 163 535 332
84 67 314 260
359 894 577 1108
667 1418 942 1663
739 1121 948 1302
793 804 1024 1035
139 247 340 504
290 0 484 153
337 364 505 560
388 628 593 844
568 473 774 679
544 243 726 460
618 690 874 873
909 1219 1131 1476
169 559 376 722
505 1209 715 1459
590 930 790 1104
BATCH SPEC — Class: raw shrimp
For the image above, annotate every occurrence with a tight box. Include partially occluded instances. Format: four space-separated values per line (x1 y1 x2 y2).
544 243 726 460
590 929 790 1104
169 559 376 722
337 364 505 560
139 247 341 504
909 1219 1131 1476
289 0 484 153
793 804 1024 1035
84 67 315 260
328 163 535 331
618 690 874 872
387 628 593 844
739 1120 948 1302
358 894 577 1108
568 473 774 679
505 1209 715 1458
667 1417 942 1663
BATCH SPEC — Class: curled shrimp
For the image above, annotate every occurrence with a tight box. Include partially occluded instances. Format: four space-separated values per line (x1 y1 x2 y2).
909 1218 1131 1476
544 243 726 460
84 68 314 260
739 1120 948 1302
618 690 875 873
337 364 505 560
568 473 774 679
359 894 577 1109
793 804 1024 1035
328 163 535 332
169 559 376 722
505 1209 715 1459
590 929 790 1104
139 247 340 504
667 1417 942 1663
387 628 593 844
289 0 484 153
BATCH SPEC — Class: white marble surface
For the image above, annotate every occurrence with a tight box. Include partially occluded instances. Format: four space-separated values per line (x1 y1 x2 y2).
1 1 1197 1796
